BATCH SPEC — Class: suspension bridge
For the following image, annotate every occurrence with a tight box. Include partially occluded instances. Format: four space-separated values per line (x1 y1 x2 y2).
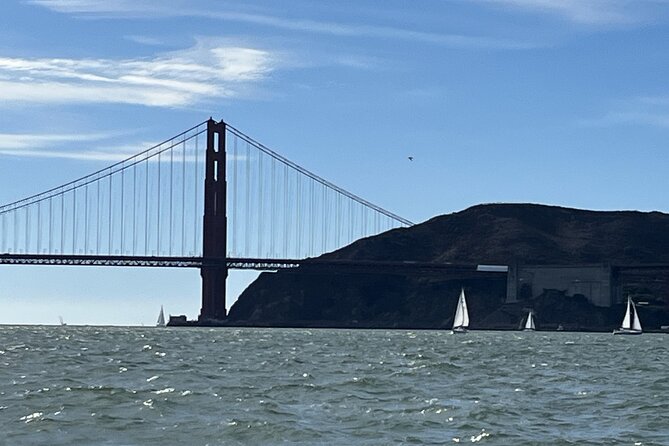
0 119 417 322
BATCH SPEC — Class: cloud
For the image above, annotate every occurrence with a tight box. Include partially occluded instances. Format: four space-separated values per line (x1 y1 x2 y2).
124 35 166 46
0 132 112 149
27 0 537 50
582 111 669 128
0 147 142 162
0 132 154 161
0 41 276 107
27 0 161 15
581 96 669 128
477 0 649 25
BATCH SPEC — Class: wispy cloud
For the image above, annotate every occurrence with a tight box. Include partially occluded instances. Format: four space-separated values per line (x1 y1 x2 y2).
582 111 669 128
27 0 162 16
0 132 152 161
27 0 537 50
477 0 656 25
0 132 112 149
0 147 144 162
124 35 166 46
581 95 669 128
0 40 276 107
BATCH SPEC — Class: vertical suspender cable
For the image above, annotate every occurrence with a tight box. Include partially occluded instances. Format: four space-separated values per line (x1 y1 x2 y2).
181 137 186 256
310 181 314 256
258 150 263 257
362 205 367 240
145 154 150 255
245 142 250 257
48 198 52 254
295 174 301 257
270 156 276 257
120 167 125 254
232 136 238 256
25 206 30 253
97 179 101 255
169 143 173 255
108 170 113 254
322 186 328 252
283 164 289 257
157 150 161 255
193 133 199 255
133 163 137 255
60 190 65 254
13 205 18 253
336 192 341 248
85 184 89 254
72 188 77 253
37 200 41 253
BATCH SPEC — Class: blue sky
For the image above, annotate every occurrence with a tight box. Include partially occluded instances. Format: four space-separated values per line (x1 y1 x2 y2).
1 0 669 325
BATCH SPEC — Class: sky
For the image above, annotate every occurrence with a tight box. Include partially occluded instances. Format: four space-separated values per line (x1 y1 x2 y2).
1 0 669 325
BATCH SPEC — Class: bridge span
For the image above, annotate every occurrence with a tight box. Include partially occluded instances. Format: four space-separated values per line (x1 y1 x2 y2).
0 119 424 322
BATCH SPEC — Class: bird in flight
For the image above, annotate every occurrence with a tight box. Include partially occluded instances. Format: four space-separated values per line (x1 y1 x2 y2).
408 156 414 161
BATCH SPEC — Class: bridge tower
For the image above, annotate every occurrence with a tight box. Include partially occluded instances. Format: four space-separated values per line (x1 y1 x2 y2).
199 119 228 321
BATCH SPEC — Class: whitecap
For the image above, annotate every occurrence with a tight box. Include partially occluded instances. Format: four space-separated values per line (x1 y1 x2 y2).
154 388 175 395
146 375 159 382
470 429 490 442
20 412 43 423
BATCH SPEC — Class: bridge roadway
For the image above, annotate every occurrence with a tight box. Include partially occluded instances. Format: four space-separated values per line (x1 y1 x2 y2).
1 254 666 275
0 253 504 274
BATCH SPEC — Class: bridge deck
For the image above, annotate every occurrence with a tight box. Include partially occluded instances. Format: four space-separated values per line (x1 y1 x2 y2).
0 254 497 273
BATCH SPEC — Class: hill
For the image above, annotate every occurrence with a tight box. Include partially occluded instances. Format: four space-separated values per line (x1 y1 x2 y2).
226 204 669 330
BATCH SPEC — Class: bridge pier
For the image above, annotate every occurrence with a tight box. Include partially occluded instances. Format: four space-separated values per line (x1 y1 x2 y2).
199 119 228 322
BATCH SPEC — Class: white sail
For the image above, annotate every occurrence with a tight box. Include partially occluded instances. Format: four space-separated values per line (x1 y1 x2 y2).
615 296 642 334
524 311 535 330
631 300 642 332
156 306 166 327
453 288 469 329
621 297 632 329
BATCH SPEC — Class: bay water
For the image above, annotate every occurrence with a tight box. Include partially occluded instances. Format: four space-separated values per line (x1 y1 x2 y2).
1 326 668 445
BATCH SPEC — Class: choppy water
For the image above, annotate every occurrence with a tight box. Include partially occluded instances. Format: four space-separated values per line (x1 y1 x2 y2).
1 327 668 445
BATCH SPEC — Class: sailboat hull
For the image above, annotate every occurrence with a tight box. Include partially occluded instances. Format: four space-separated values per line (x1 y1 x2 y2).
613 328 642 335
523 328 535 332
451 327 468 334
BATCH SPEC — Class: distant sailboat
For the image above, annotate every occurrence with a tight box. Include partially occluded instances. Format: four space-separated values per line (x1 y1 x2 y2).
613 296 642 335
523 311 535 331
156 306 166 327
451 288 470 333
58 316 66 326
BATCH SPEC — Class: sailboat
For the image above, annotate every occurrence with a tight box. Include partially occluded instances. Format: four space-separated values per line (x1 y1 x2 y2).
613 296 642 335
451 288 470 333
523 310 535 331
156 306 166 327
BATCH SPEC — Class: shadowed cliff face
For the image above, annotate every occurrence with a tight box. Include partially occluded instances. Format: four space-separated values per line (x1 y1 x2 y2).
227 204 669 329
